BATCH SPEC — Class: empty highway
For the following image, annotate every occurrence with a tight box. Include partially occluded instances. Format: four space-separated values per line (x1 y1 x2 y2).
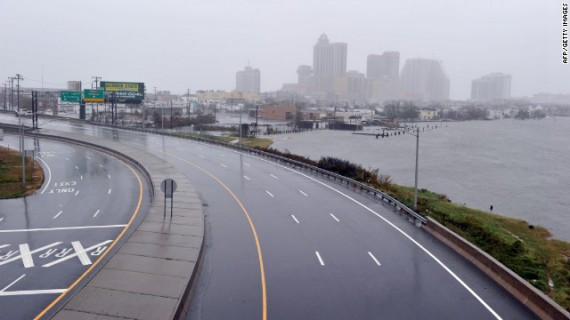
0 114 537 319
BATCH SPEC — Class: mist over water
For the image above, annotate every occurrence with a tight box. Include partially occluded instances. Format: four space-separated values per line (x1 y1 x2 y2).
270 118 570 241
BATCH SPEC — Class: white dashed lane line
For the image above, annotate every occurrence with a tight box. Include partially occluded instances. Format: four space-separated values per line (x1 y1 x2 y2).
243 176 251 181
291 215 300 224
315 251 325 266
329 213 340 222
299 190 308 197
52 211 63 219
265 191 274 198
243 162 251 167
93 209 100 218
108 189 112 195
220 163 228 168
368 252 382 266
270 174 278 179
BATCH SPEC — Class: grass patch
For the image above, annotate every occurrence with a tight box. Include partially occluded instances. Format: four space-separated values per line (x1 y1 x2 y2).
0 146 44 198
237 137 273 149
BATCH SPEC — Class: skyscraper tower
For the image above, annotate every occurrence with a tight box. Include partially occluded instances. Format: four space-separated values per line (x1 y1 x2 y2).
471 73 511 100
312 34 347 97
236 66 261 93
400 58 450 100
367 51 400 81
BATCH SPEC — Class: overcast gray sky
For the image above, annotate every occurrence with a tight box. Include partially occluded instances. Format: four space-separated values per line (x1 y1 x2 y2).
0 0 565 100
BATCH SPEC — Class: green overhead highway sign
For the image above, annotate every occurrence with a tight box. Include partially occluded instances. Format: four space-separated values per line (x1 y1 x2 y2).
60 91 81 103
84 89 104 103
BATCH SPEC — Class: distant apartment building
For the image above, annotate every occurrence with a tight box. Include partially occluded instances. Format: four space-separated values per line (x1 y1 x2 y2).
367 51 400 102
367 51 399 80
341 71 368 102
236 66 260 93
280 65 314 95
196 90 259 102
400 58 450 101
313 34 347 98
297 65 313 86
471 73 511 100
67 81 81 91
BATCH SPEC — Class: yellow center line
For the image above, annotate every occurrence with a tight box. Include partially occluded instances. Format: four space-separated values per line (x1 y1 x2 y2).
164 152 267 320
34 157 144 320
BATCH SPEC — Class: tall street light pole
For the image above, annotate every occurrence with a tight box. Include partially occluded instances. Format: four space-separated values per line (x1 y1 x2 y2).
238 101 242 144
15 74 23 113
414 127 419 211
405 126 420 211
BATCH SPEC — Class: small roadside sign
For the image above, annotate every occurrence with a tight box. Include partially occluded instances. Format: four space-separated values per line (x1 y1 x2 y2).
161 178 177 217
161 178 177 198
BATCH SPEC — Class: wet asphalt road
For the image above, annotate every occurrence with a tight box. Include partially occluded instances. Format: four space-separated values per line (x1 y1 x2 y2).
0 133 151 319
0 114 537 319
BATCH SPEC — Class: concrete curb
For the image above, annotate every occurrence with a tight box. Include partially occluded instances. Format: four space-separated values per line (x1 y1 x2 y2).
424 217 570 320
21 129 205 320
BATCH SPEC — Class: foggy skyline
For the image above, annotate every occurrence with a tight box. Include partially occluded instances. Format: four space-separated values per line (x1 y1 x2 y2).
0 0 565 100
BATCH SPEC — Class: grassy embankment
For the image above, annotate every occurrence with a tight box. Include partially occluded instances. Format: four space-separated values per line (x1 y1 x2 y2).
173 132 273 149
0 146 44 198
254 147 570 311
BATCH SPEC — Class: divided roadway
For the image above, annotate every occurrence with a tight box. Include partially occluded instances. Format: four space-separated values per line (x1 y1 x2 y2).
0 114 537 319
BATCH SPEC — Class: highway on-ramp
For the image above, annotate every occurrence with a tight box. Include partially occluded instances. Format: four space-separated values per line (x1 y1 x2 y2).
0 133 151 319
0 114 537 319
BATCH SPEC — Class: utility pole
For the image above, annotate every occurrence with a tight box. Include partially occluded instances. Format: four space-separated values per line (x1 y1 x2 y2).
15 74 23 112
238 101 242 144
255 101 259 137
92 76 102 89
8 77 15 111
3 82 6 109
154 87 157 128
92 76 101 121
170 100 173 129
187 88 190 115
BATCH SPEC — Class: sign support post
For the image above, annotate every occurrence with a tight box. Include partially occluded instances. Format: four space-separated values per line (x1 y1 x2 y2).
161 178 177 218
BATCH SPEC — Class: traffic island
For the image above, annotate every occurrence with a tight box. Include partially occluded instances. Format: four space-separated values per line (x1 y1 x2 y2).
0 146 44 198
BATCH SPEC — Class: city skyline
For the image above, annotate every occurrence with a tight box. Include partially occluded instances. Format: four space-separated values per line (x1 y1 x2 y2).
0 0 564 100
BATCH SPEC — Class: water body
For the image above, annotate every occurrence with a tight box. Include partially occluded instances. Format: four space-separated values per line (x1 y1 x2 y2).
270 118 570 241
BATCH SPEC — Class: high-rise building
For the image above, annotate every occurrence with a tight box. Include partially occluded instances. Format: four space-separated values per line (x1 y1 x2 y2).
471 73 511 100
400 58 450 100
297 65 313 86
313 34 347 97
367 52 399 80
344 70 369 102
367 51 400 102
67 81 81 91
236 66 260 93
